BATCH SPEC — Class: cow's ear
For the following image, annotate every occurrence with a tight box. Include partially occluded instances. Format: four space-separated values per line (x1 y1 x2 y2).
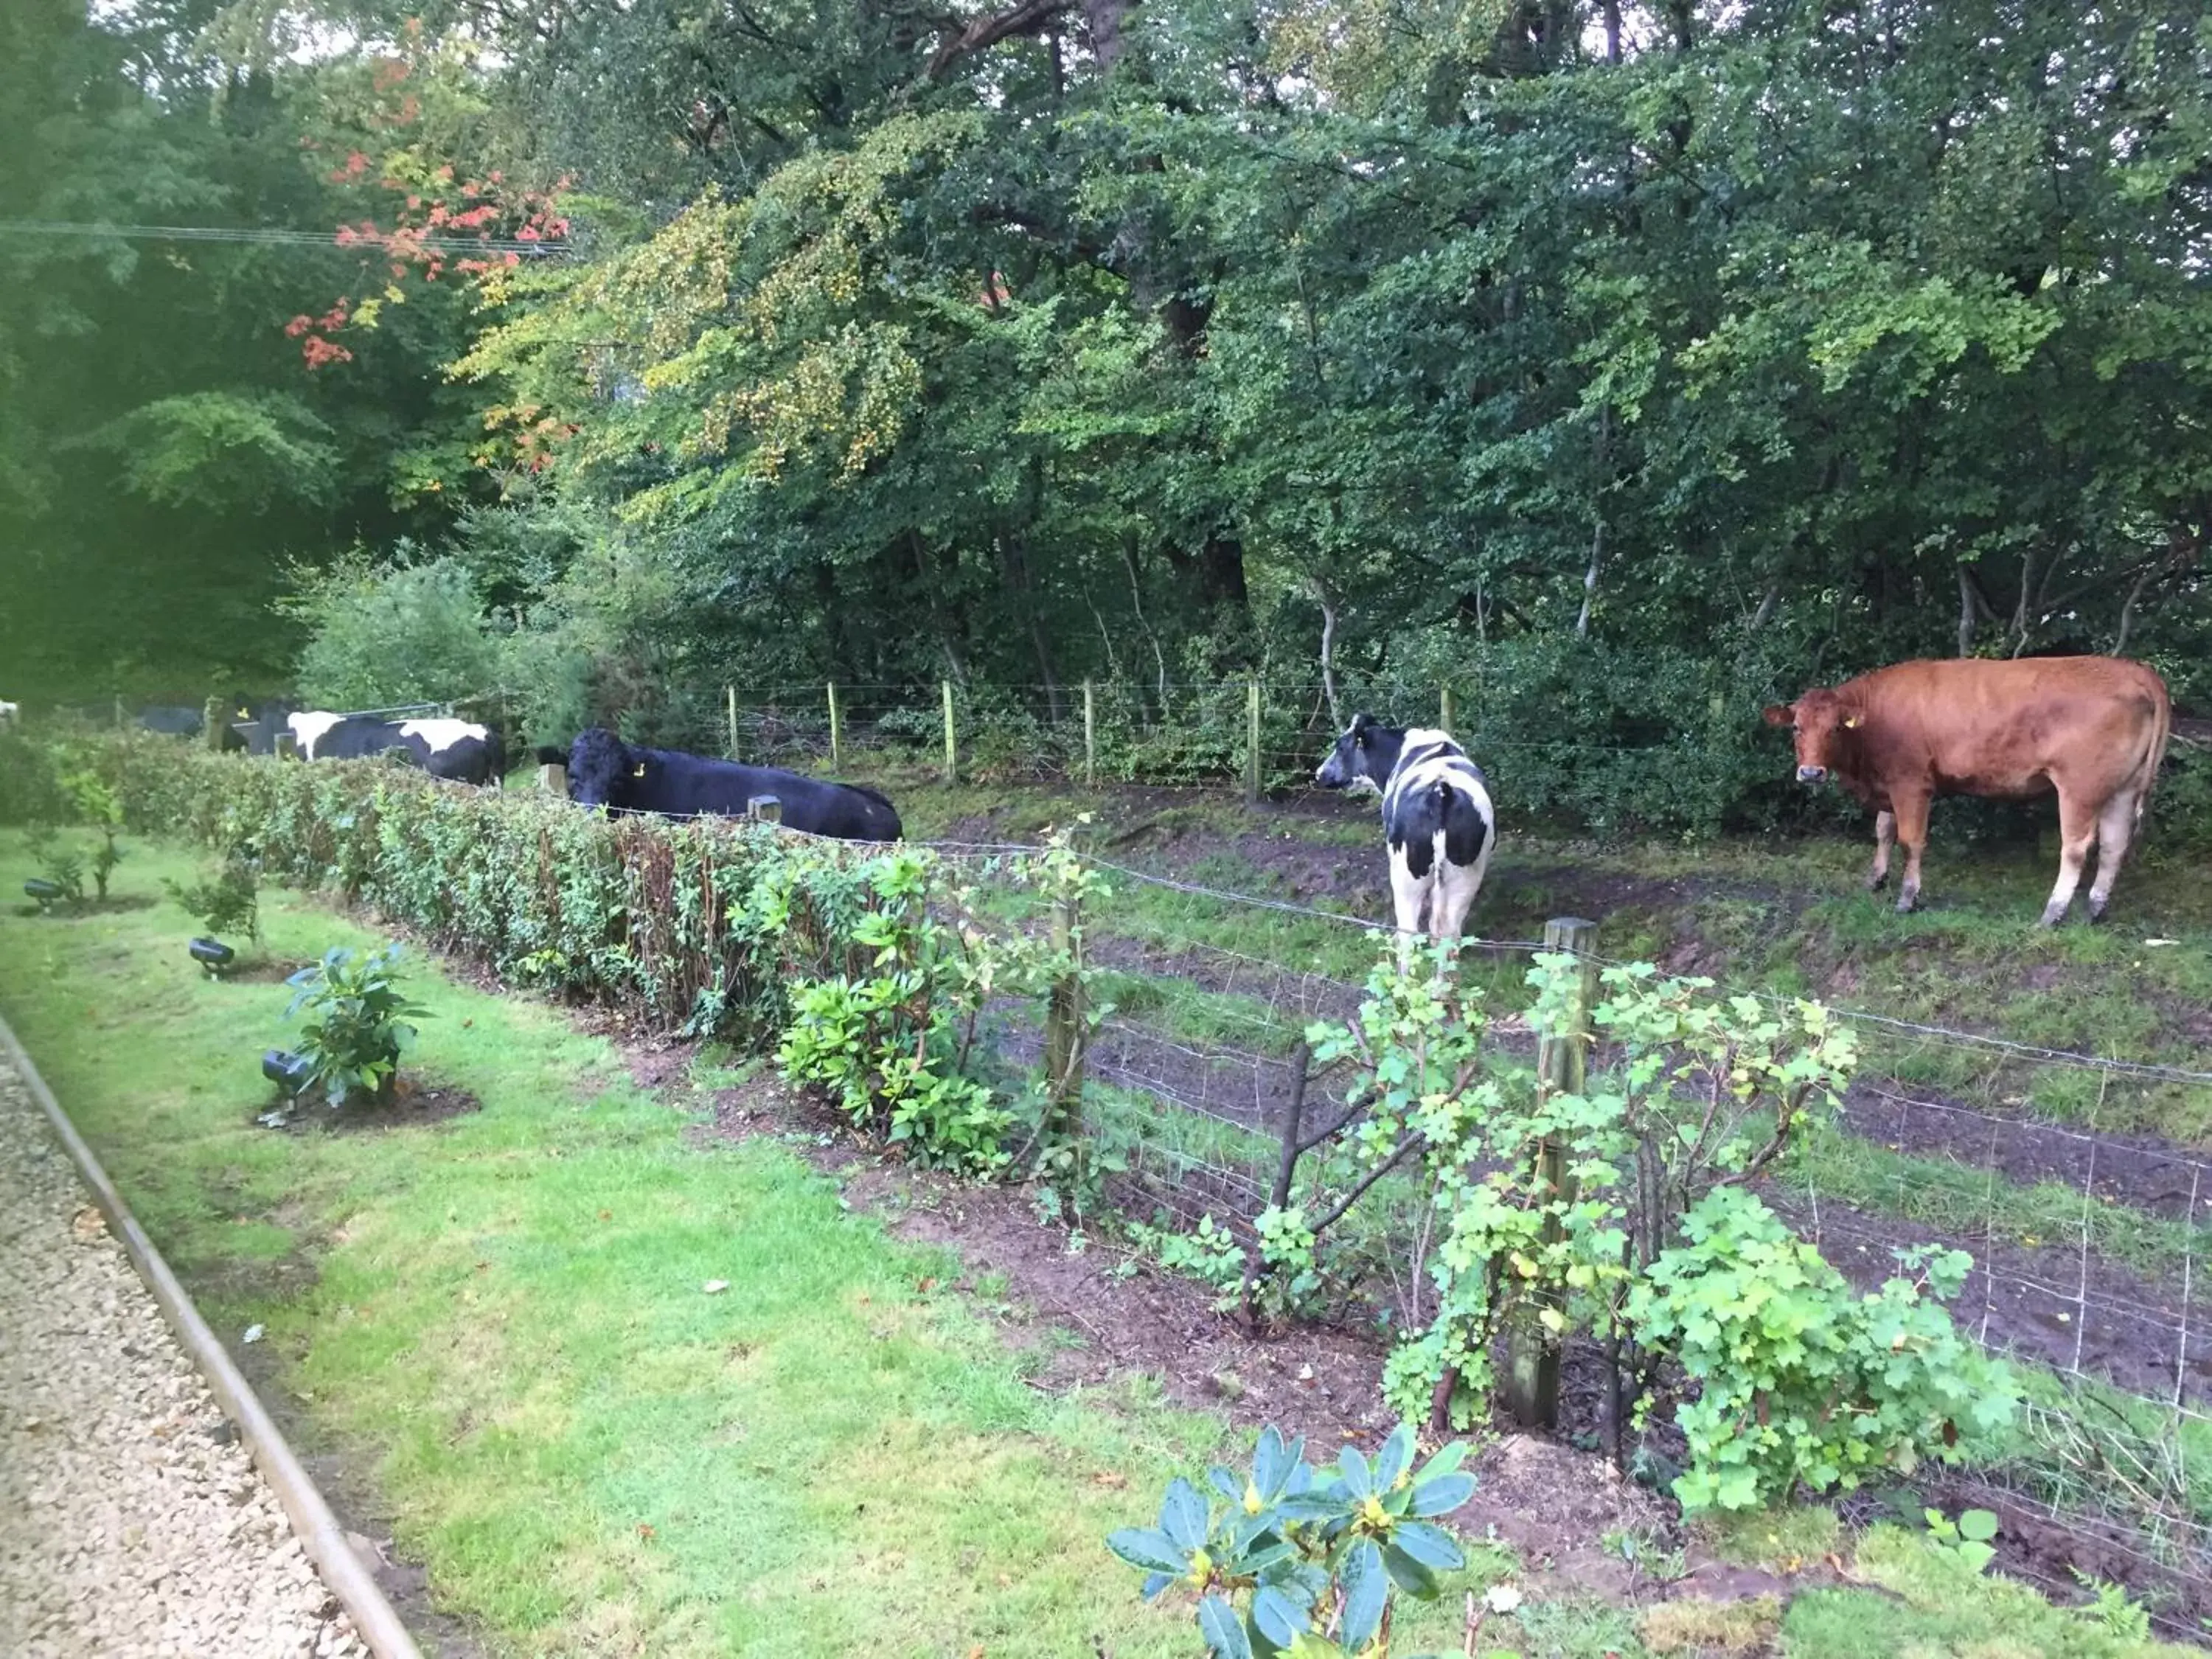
1350 712 1372 742
1760 704 1792 728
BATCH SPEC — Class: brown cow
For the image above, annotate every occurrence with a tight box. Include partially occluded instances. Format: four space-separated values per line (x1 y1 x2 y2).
1763 656 2171 925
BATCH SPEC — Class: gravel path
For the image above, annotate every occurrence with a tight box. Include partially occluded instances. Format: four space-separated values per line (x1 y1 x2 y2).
0 1049 370 1659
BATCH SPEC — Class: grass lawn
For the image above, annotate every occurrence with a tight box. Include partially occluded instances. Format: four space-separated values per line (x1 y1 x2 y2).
0 829 2199 1658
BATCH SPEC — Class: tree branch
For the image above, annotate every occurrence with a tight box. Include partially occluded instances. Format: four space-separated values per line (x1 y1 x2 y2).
925 0 1077 80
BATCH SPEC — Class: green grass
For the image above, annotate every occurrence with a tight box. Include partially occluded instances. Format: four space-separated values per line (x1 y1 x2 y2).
0 835 1490 1658
7 827 2207 1658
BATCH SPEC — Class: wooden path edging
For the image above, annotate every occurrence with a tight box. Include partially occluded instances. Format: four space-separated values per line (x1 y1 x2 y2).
0 1009 426 1659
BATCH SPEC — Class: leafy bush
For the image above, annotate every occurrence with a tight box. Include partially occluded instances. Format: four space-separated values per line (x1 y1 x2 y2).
284 550 502 710
283 942 434 1107
163 852 262 944
1106 1423 1473 1658
59 769 126 900
1135 1214 1248 1304
773 846 1027 1175
1625 1186 2021 1512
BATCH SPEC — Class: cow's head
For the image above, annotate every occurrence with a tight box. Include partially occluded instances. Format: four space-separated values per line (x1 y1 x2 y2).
1763 690 1863 785
1315 714 1400 796
566 728 638 810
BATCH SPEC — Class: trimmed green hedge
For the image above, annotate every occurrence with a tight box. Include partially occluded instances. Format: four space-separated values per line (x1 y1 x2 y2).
7 728 903 1042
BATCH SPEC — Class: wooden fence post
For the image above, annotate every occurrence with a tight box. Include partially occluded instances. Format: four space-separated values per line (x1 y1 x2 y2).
539 763 567 796
114 696 126 730
1041 867 1087 1169
747 795 783 824
1082 678 1096 788
202 695 226 753
1245 678 1262 806
1439 685 1453 735
726 686 739 761
1496 915 1599 1431
827 682 843 770
941 680 958 785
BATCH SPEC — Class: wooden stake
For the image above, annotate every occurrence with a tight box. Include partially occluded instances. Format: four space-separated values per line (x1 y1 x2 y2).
726 686 739 760
1082 679 1096 787
1497 915 1599 1431
827 682 843 769
942 680 957 785
1245 678 1262 806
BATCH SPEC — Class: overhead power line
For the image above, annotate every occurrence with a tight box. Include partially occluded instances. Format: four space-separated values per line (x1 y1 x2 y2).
0 218 567 257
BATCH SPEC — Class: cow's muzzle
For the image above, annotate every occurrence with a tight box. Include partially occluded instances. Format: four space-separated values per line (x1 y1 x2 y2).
1797 765 1828 784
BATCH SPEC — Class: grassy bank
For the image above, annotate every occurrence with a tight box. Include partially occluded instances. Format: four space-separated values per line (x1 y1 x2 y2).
1 830 2199 1658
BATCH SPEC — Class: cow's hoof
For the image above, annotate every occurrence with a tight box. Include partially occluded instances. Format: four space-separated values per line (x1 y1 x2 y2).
2037 904 2066 928
2086 897 2109 925
1894 891 1918 915
1866 871 1890 894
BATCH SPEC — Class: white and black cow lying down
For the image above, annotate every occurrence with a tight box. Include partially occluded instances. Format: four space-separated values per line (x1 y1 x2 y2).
284 712 505 786
562 728 902 842
1315 714 1497 973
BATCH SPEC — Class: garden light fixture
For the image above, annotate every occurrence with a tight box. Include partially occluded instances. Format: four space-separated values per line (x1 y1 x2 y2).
24 878 61 912
262 1049 315 1096
189 936 237 976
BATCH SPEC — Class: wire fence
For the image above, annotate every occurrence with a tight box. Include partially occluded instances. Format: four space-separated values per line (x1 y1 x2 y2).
886 820 2212 1624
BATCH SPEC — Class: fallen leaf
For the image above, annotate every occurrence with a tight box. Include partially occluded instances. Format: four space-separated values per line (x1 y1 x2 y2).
636 1524 655 1540
243 1324 265 1344
1484 1582 1523 1614
1090 1472 1127 1489
70 1206 106 1242
703 1279 730 1295
597 1209 613 1222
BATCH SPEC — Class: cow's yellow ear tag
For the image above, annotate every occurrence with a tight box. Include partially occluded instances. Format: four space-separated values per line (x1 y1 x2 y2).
1843 715 1861 728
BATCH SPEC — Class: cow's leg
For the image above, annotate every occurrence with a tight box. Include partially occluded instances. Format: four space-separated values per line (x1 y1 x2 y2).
1891 791 1932 914
1430 838 1494 970
1388 844 1427 978
1866 810 1895 892
2038 790 2099 928
2084 792 2139 924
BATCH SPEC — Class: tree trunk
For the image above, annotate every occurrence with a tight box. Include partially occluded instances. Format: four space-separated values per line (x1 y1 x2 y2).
1312 580 1341 726
1956 566 1977 658
2112 565 2154 658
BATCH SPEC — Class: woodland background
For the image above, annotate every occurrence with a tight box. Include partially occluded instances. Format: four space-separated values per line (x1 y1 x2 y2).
5 0 2209 831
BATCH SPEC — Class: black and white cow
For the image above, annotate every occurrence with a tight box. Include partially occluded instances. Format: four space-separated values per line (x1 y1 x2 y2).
136 705 209 738
563 728 902 841
0 699 18 729
1314 714 1496 973
285 712 505 785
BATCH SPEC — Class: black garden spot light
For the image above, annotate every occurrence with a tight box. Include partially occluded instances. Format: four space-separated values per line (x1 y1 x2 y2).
24 877 61 911
189 936 237 977
262 1049 316 1095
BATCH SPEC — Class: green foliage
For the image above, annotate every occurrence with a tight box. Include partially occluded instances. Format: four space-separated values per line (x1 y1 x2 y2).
1308 941 2010 1503
285 552 504 710
1105 1423 1473 1658
283 942 434 1107
60 769 125 902
162 852 262 945
86 392 341 511
1135 1214 1248 1304
1922 1506 2000 1575
1626 1187 2021 1512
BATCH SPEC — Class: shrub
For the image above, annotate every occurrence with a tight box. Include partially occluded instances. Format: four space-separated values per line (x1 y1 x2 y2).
285 550 502 710
1625 1186 2020 1512
1106 1422 1473 1658
284 942 433 1107
163 852 262 945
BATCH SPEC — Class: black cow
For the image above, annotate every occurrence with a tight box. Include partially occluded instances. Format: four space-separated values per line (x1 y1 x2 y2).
563 728 902 841
136 705 207 738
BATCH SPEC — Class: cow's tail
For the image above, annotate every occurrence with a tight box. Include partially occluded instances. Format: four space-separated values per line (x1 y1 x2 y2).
2131 671 2174 827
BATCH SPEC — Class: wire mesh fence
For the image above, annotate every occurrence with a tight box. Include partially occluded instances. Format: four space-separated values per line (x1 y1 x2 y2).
867 820 2212 1625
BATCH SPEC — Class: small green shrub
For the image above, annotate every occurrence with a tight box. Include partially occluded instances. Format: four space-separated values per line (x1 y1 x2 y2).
1106 1422 1474 1658
1625 1186 2020 1512
162 852 262 944
1135 1214 1248 1304
284 942 433 1107
1922 1506 2000 1574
